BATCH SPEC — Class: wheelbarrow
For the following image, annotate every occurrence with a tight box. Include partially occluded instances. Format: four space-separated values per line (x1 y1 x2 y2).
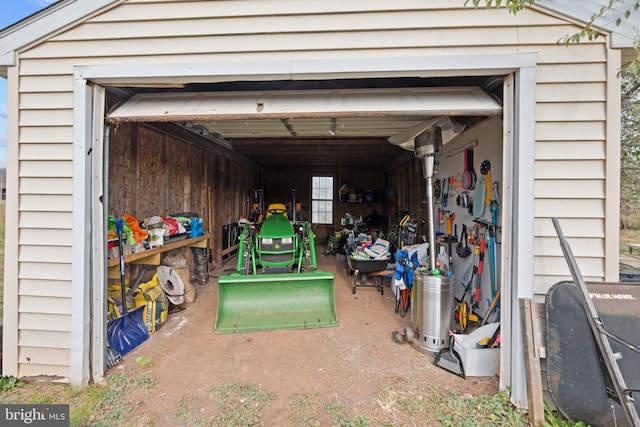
548 218 640 426
345 249 391 294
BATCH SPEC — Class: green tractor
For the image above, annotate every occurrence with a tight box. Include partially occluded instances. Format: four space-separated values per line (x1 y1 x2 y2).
216 204 337 333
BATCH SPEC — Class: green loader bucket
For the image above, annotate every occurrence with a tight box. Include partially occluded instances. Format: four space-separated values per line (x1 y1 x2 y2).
216 271 337 333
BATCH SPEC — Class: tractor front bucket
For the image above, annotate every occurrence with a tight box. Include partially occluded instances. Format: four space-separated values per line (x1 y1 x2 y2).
216 271 337 333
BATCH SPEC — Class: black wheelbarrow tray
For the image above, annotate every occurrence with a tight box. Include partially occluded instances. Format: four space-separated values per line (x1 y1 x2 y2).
548 218 640 427
345 251 391 295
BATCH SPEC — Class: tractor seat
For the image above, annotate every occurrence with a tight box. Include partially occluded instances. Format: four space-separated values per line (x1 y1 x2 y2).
266 203 288 218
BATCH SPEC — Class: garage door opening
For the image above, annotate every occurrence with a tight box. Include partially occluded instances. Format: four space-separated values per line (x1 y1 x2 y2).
102 78 504 351
74 55 535 407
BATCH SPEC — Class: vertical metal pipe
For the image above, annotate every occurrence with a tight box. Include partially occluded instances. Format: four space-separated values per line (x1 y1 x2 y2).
426 174 436 272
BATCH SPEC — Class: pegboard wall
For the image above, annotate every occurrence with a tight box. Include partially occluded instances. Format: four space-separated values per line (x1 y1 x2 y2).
433 117 503 319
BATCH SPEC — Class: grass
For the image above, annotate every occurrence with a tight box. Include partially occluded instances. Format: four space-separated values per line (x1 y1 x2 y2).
0 374 534 426
0 371 157 426
620 228 640 252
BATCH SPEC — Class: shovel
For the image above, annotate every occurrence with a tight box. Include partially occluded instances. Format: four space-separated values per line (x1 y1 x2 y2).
433 331 465 378
107 217 149 357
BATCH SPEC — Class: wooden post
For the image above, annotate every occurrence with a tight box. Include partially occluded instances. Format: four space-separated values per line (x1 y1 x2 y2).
520 298 545 426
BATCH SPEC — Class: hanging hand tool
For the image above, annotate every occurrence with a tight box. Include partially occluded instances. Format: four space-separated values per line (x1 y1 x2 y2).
472 231 486 312
442 176 449 207
454 263 478 332
488 225 498 302
481 160 492 208
456 224 472 258
490 181 500 226
480 287 501 326
488 181 500 304
446 213 456 272
433 178 441 201
398 214 411 249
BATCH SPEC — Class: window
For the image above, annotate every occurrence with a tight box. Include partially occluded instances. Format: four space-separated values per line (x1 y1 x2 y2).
311 176 334 224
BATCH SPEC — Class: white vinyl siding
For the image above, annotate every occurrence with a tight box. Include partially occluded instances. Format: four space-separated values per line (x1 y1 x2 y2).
6 0 614 379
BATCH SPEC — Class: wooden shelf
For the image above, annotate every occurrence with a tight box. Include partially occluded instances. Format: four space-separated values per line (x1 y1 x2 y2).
107 234 210 267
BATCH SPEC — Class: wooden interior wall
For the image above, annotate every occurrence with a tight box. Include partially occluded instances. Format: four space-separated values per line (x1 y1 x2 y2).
387 157 431 234
263 164 387 241
108 122 261 267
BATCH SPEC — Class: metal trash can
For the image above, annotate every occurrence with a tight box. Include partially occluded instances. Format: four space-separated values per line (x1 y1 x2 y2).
410 271 453 354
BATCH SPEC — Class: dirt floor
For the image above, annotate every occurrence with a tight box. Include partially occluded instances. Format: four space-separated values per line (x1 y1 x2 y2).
115 253 499 425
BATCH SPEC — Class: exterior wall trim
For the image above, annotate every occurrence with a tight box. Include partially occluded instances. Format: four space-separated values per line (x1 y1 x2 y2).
2 65 20 376
604 37 622 281
76 53 537 85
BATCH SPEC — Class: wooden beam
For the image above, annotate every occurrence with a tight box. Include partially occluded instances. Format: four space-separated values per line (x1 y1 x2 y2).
520 298 545 427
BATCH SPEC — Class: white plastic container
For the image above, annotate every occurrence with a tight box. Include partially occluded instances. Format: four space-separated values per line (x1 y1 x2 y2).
148 228 164 248
453 322 500 376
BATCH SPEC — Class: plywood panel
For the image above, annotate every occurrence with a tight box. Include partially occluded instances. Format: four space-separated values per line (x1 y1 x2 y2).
108 122 134 216
166 135 189 213
136 126 165 217
189 147 205 216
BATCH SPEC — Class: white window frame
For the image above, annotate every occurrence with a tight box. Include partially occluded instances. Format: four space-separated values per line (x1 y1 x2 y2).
311 176 334 224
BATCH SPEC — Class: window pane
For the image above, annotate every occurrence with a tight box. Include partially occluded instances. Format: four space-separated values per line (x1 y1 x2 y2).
311 176 334 224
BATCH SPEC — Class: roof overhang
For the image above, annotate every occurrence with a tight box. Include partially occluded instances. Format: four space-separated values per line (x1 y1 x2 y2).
536 0 639 49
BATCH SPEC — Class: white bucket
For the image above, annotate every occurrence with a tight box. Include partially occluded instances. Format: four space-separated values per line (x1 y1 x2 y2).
148 228 164 248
